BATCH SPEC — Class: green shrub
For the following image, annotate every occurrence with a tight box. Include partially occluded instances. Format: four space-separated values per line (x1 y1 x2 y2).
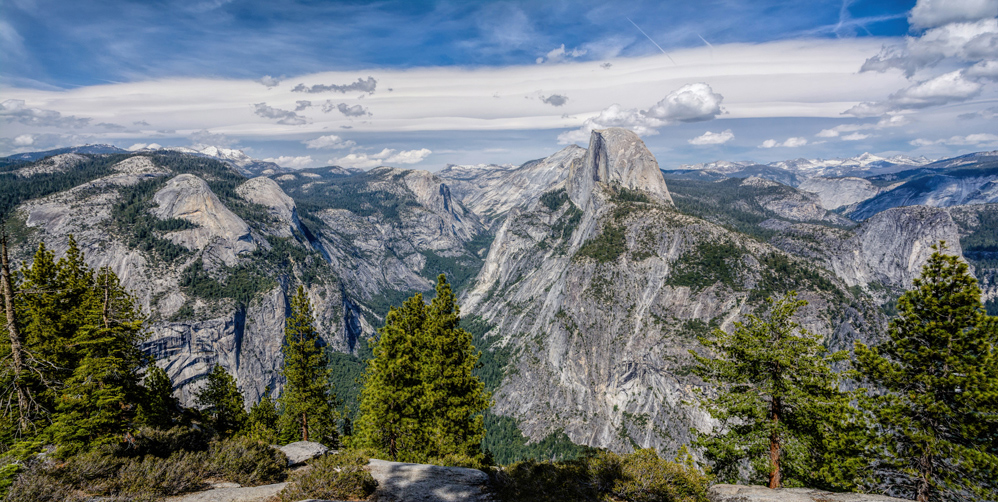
276 451 377 502
206 437 287 486
575 224 627 263
113 452 209 496
611 448 710 502
114 426 214 458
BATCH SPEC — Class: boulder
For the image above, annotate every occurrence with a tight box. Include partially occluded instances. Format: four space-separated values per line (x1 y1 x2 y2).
279 441 330 466
164 482 286 502
365 458 491 502
707 484 909 502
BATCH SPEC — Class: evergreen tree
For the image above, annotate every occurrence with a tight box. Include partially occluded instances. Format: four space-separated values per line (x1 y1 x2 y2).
854 244 998 501
277 286 338 445
691 292 853 489
355 275 490 463
247 387 280 443
423 274 491 461
138 364 180 430
195 363 248 438
48 267 146 455
355 292 431 462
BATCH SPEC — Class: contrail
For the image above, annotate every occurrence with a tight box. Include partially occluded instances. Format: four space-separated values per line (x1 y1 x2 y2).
697 33 713 49
626 17 675 65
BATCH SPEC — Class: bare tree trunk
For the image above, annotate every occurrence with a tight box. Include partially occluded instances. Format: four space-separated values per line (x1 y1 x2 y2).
917 451 932 502
768 396 782 489
1 232 30 431
302 412 308 442
102 270 111 330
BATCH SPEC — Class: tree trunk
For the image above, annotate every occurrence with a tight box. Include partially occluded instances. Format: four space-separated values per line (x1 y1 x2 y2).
768 396 782 489
917 451 932 502
302 412 308 442
1 233 31 431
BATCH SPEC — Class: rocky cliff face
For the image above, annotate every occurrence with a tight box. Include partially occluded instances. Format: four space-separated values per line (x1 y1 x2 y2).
798 176 893 210
462 129 875 455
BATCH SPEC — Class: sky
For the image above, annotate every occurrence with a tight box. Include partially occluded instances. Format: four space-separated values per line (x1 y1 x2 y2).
1 0 997 170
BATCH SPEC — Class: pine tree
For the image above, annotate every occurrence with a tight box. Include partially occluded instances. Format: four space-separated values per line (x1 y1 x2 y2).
48 267 146 455
691 292 853 489
247 388 280 443
423 274 490 461
195 363 248 438
854 243 998 501
355 275 490 463
355 292 431 462
138 364 179 430
277 286 338 445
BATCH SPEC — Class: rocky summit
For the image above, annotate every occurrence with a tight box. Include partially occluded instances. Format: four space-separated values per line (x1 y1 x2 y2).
2 129 996 457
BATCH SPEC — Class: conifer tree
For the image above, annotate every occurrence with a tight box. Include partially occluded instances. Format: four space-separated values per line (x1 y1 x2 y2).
423 274 490 461
691 292 853 489
138 364 179 430
247 388 280 443
277 286 338 445
854 244 998 501
195 363 248 438
355 292 431 462
48 267 146 455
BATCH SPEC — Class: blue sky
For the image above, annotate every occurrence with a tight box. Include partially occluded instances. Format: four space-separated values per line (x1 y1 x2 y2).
2 0 997 169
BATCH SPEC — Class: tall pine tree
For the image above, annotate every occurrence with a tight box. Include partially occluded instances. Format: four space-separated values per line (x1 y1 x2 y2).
691 292 854 489
355 275 490 464
48 267 146 456
854 243 998 501
195 363 248 438
277 286 338 445
355 292 432 462
138 364 180 430
424 274 490 461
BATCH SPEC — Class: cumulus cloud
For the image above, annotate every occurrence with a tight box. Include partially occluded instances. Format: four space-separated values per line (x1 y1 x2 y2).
862 19 998 76
817 115 910 137
540 94 569 107
133 120 151 127
688 129 734 145
842 132 871 141
909 0 998 29
321 102 370 117
965 59 998 80
295 100 312 111
13 134 34 146
759 137 808 148
190 129 237 148
258 75 281 88
263 155 315 169
845 70 983 116
126 142 161 151
253 103 308 125
558 83 724 144
911 132 998 146
0 99 92 128
536 44 587 64
332 148 431 169
292 77 377 94
302 134 356 149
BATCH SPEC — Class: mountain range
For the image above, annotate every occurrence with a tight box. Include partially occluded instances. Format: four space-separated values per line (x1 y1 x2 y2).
2 132 996 456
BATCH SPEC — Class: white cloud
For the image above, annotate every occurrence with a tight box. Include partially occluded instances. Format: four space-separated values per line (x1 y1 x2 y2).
258 75 281 88
253 103 308 125
644 83 725 123
263 155 315 168
332 148 431 169
688 129 734 145
540 94 569 107
842 132 871 141
536 44 587 64
911 132 998 146
759 137 808 148
303 134 356 149
845 70 983 116
557 82 724 144
13 134 33 146
190 129 237 148
965 60 998 81
1 98 92 128
909 0 998 29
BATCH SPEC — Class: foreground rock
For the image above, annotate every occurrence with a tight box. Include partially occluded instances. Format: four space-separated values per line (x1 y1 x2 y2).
165 482 286 502
708 484 909 502
366 458 491 502
279 441 330 466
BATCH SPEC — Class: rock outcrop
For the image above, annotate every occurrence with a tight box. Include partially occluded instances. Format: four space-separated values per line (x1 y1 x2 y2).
567 128 672 210
798 176 888 210
236 176 301 236
707 484 908 502
366 459 490 502
279 441 330 467
152 173 256 266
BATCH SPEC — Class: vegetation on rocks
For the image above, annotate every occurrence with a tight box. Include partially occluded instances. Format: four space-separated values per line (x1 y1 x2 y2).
276 450 378 502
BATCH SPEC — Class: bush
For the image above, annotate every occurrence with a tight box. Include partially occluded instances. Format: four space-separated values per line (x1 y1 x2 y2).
206 437 287 486
276 451 378 502
492 449 709 502
113 426 215 458
114 452 209 496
